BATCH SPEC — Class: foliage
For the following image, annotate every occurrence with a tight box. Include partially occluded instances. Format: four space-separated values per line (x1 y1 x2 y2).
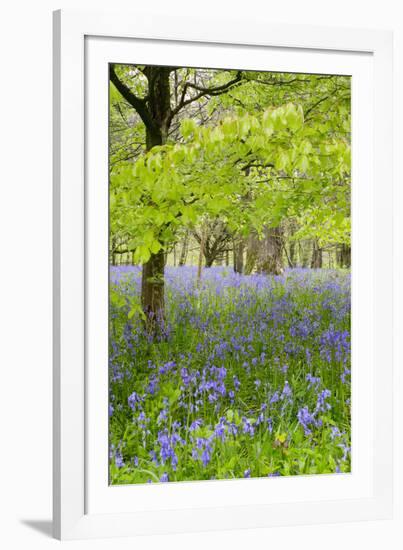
110 103 350 264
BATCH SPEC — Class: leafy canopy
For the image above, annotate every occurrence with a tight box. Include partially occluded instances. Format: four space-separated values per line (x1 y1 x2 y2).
110 103 350 264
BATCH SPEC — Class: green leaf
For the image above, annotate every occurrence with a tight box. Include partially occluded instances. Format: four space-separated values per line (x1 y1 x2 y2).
180 119 197 139
150 240 162 254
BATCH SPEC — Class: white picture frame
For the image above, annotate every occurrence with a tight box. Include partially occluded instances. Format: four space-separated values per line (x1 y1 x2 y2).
53 9 393 540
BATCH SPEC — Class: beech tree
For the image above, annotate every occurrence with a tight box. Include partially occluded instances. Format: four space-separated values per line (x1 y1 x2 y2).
110 64 245 329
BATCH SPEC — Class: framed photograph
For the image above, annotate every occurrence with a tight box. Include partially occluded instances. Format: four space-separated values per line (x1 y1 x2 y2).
53 9 393 540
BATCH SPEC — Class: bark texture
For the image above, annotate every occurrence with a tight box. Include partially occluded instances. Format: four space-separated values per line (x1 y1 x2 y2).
141 249 165 331
256 227 284 275
233 237 245 274
337 243 351 268
311 240 323 268
245 227 284 275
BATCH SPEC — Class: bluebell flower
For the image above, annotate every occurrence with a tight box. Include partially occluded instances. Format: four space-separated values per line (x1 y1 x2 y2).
330 426 341 440
255 412 264 426
157 408 168 425
214 418 226 441
297 406 315 435
315 388 331 413
201 448 211 467
115 452 124 468
242 417 255 436
281 381 292 400
159 361 176 375
191 448 199 461
149 450 159 466
128 391 142 411
270 391 280 404
266 417 273 433
146 376 158 395
306 373 321 388
189 418 203 432
339 442 351 461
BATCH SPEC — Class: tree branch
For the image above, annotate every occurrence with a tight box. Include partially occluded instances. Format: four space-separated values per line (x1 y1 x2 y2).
304 88 342 120
172 71 244 116
109 64 158 133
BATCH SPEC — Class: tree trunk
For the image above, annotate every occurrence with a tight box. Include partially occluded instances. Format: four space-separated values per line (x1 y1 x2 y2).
178 232 189 266
245 233 258 275
300 241 311 268
140 67 172 330
311 240 322 268
338 243 351 268
244 228 284 275
193 220 231 269
233 237 245 274
288 219 297 267
256 226 284 275
141 249 165 331
197 226 206 280
289 241 296 267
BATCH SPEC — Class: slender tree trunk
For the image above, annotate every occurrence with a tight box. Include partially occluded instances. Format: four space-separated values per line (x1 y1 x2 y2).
233 237 245 274
283 242 294 269
289 241 296 267
311 240 323 268
301 241 311 268
245 233 258 275
197 226 206 281
178 232 189 266
288 219 297 267
338 243 351 268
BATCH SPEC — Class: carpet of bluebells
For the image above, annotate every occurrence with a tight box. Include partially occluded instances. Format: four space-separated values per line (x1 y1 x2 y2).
109 266 351 484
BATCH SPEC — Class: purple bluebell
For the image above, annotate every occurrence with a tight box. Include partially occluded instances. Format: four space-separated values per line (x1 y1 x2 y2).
297 406 316 435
